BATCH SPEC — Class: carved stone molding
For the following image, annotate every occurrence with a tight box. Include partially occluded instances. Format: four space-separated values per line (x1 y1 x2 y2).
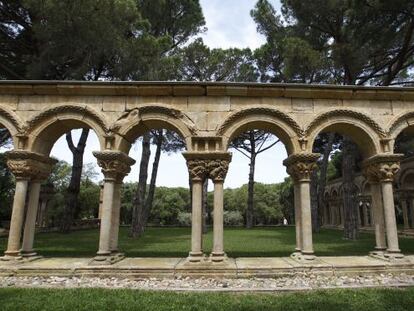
183 152 232 182
26 105 109 133
110 105 197 135
93 151 136 182
362 154 404 183
305 109 387 138
0 105 24 133
283 153 320 182
5 150 57 180
216 107 303 137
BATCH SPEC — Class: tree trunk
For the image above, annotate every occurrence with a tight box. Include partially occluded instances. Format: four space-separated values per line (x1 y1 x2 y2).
342 136 359 240
246 153 256 228
130 133 151 238
310 169 319 233
60 129 89 233
143 130 163 227
202 178 208 234
317 133 335 227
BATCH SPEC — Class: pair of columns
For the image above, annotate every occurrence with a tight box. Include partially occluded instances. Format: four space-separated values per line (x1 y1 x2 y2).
400 197 414 230
363 154 403 258
2 151 56 260
284 153 320 261
92 151 135 264
184 152 231 263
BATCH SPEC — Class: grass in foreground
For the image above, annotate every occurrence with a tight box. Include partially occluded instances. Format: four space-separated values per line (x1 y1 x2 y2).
0 226 413 258
1 287 414 311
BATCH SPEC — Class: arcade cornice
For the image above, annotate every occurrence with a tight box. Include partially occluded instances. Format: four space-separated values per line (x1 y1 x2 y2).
0 81 414 101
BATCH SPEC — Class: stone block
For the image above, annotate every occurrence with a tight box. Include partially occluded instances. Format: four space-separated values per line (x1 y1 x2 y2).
188 96 230 112
292 98 313 113
103 96 126 112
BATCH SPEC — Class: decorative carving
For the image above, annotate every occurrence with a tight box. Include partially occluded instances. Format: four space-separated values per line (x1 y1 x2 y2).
388 112 414 137
183 152 232 182
186 159 208 182
110 105 197 135
5 150 57 180
283 153 320 182
0 105 24 133
362 154 404 182
26 105 109 133
305 109 387 137
216 107 303 137
207 159 230 182
93 151 135 182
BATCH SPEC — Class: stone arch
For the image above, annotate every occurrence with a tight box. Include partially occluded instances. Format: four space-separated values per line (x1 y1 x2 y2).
306 110 384 158
112 105 195 153
0 105 24 148
388 112 414 152
399 168 414 189
25 105 108 155
217 107 302 155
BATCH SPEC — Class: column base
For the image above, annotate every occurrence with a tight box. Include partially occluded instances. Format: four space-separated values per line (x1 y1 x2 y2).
290 250 301 259
210 252 227 262
20 250 42 262
370 250 404 261
292 252 316 262
384 250 404 260
90 251 125 265
1 252 23 261
187 251 205 263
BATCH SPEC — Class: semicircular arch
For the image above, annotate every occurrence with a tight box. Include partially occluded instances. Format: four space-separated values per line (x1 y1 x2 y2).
306 110 384 158
26 105 108 155
217 107 303 155
113 106 195 153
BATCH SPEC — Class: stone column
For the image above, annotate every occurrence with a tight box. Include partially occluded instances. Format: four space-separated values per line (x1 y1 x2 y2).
363 154 404 259
410 198 414 229
363 203 370 227
208 156 231 262
93 151 135 264
401 199 410 230
2 151 56 260
110 182 122 253
293 182 302 253
20 180 42 257
183 155 208 262
371 182 387 251
284 153 320 261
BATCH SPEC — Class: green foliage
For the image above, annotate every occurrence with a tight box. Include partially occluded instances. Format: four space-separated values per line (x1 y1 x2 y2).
223 211 244 226
0 153 14 224
150 187 189 225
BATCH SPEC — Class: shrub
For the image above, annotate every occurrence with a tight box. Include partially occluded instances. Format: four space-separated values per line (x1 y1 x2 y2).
223 211 243 226
177 212 192 226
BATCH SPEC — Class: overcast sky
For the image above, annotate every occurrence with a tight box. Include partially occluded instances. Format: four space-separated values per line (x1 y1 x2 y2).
49 0 287 190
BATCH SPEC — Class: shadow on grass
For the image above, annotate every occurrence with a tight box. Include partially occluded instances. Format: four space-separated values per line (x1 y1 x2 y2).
1 226 413 258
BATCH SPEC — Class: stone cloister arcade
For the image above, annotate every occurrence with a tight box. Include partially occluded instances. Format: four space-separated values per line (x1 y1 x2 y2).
0 81 413 265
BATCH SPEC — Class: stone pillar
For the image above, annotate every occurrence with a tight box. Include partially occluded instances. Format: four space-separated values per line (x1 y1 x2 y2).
3 177 29 258
20 181 42 257
208 156 231 262
371 182 387 251
363 154 404 259
183 156 207 262
401 199 410 230
2 151 56 260
93 151 135 264
293 182 302 253
363 203 369 227
284 153 320 261
410 198 414 229
110 182 122 253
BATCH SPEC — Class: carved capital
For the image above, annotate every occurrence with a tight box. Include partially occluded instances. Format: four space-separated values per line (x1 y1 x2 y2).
283 153 320 182
183 152 232 182
93 151 136 183
362 154 404 183
5 151 57 180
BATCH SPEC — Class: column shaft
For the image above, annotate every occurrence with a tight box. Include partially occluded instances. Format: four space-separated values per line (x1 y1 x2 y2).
110 182 122 253
21 181 42 256
371 183 387 251
401 200 410 230
189 180 203 261
299 180 314 256
381 181 400 253
4 179 29 257
211 181 225 261
293 182 302 252
96 179 115 257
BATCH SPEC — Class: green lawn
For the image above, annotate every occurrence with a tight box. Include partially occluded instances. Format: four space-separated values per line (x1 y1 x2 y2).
0 287 414 311
1 226 413 257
